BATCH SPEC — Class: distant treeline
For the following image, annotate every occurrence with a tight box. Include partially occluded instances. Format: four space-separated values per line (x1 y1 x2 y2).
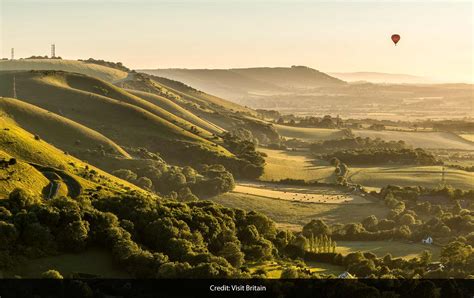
310 137 407 153
79 58 131 72
323 148 440 166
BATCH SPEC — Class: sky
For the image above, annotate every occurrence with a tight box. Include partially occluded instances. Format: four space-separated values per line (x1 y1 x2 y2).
1 0 473 82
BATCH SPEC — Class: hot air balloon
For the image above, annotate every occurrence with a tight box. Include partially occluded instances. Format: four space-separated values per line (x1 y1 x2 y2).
391 34 400 45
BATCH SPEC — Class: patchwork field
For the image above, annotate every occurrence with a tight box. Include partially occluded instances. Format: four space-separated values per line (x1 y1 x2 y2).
211 192 388 231
274 125 474 150
348 166 474 190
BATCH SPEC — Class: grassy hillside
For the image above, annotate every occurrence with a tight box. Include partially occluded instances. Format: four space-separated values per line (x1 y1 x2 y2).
120 73 280 143
127 89 225 135
0 149 50 197
0 59 128 82
0 71 235 165
0 97 131 159
0 115 146 197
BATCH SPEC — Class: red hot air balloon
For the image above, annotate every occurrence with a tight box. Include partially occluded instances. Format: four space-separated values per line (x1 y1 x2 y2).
391 34 400 45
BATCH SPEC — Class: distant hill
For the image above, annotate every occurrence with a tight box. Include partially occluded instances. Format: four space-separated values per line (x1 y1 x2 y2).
328 72 433 84
140 66 345 102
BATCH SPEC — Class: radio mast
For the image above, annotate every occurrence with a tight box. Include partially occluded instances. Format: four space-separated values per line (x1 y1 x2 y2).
11 48 14 60
51 44 56 58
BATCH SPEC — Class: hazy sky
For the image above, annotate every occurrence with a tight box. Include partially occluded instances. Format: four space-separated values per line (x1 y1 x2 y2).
1 0 473 82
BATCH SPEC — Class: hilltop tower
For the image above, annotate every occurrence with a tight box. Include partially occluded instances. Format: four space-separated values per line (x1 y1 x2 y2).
11 48 14 60
51 44 56 58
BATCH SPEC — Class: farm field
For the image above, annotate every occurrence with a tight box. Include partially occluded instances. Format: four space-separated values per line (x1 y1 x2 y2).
258 148 334 182
210 192 388 230
234 182 370 204
247 261 345 278
2 249 129 278
274 125 474 150
274 124 346 141
348 166 474 190
336 241 441 260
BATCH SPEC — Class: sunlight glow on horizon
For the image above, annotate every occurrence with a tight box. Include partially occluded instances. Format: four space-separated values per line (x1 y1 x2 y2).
1 1 473 83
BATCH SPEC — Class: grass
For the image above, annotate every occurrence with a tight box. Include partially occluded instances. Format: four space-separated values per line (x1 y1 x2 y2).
234 182 371 204
274 125 474 150
247 261 344 278
3 248 129 278
259 147 334 182
348 166 474 190
0 97 131 159
210 192 388 231
0 59 128 82
336 241 441 260
0 149 49 198
274 125 346 141
0 116 145 197
127 89 225 135
0 71 234 160
353 129 474 150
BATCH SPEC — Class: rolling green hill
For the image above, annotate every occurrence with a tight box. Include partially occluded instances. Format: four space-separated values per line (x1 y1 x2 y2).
0 97 131 159
0 115 145 198
0 59 128 82
0 71 235 166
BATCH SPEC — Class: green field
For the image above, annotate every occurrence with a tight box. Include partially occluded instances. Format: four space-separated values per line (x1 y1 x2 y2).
354 129 474 150
3 249 129 278
274 124 474 150
210 192 388 231
274 124 346 141
247 261 344 278
260 148 474 191
336 241 441 260
348 166 474 190
259 148 334 182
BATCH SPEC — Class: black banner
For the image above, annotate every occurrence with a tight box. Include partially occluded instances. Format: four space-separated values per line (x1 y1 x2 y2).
0 279 473 298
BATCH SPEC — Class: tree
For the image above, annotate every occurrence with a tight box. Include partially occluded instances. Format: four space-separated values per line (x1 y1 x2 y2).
400 214 415 225
362 215 378 231
218 242 244 268
136 177 153 190
302 219 330 238
41 269 63 279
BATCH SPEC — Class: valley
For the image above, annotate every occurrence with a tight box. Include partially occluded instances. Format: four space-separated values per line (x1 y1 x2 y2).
0 58 472 281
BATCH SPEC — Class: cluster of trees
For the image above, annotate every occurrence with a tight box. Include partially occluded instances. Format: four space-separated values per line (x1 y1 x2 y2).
330 158 349 185
277 115 343 129
78 58 131 72
221 132 266 179
310 137 406 153
112 162 235 199
324 148 440 166
0 188 291 278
